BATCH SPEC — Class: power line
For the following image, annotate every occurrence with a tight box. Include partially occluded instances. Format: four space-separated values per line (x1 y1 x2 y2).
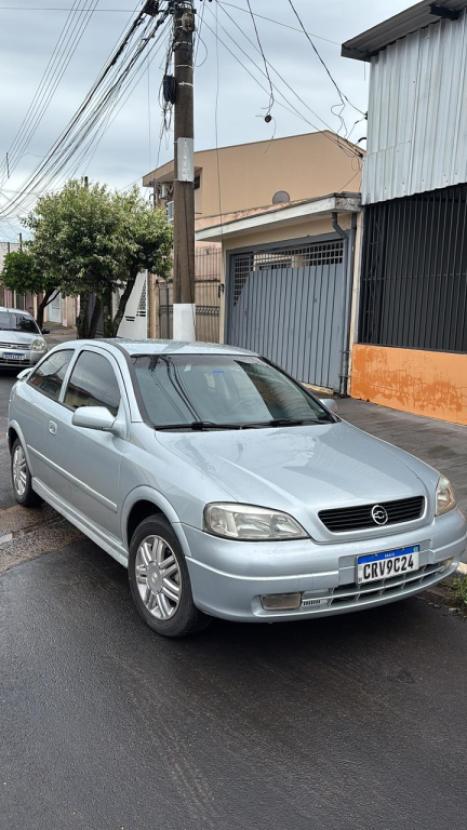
206 4 361 159
0 0 101 184
0 3 171 217
286 0 366 120
244 0 274 121
0 1 341 46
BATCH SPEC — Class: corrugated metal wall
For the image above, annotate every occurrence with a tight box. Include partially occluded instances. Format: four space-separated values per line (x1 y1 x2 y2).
363 11 467 204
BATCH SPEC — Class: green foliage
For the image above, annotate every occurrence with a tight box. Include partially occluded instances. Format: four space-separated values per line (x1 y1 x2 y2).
21 179 173 336
2 248 53 296
452 575 467 607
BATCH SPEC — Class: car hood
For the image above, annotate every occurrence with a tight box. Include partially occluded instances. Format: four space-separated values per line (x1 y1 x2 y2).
156 421 437 535
0 330 36 346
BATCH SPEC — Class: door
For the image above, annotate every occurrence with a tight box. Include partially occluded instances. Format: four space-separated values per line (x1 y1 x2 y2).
17 349 75 500
226 237 349 393
60 348 125 540
48 292 62 323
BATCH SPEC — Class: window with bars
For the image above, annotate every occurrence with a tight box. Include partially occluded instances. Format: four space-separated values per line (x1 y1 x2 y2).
359 184 467 353
231 240 344 305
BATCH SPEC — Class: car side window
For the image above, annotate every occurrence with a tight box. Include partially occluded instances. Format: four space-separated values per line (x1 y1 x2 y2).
64 351 121 417
28 350 74 401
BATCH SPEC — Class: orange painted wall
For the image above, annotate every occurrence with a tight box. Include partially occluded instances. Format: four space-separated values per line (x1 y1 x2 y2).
351 345 467 426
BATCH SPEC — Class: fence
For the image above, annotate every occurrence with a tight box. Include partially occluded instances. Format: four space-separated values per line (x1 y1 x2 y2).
159 248 221 342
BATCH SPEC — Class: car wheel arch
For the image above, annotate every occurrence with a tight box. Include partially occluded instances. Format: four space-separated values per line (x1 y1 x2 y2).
7 421 32 468
122 487 192 559
8 426 19 454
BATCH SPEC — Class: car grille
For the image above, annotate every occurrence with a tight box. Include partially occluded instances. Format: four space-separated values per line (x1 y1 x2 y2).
319 496 425 533
0 342 30 350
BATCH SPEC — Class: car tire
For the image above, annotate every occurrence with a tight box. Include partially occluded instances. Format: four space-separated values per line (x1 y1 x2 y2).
10 438 42 508
128 515 210 638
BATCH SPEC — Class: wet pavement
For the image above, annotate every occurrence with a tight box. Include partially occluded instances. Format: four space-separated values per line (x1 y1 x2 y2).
1 539 467 830
1 373 467 829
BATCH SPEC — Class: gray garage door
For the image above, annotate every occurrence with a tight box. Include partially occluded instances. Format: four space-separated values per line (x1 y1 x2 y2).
226 236 350 393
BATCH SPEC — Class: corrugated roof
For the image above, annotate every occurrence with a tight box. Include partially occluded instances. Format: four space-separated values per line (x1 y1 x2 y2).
342 0 467 60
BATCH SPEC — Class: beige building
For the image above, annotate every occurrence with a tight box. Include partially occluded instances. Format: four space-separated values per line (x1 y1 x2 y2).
143 130 361 229
143 130 362 365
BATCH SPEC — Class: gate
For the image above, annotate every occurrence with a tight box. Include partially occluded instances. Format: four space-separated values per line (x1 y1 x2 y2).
226 236 349 393
158 248 221 342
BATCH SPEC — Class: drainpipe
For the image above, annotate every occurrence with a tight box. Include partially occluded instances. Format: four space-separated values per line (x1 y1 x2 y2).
332 211 357 397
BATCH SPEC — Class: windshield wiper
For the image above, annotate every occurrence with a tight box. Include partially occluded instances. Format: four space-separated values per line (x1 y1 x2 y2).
155 421 245 431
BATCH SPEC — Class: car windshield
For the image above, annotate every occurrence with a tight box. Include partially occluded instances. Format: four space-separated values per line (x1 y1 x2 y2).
131 354 334 430
0 311 40 334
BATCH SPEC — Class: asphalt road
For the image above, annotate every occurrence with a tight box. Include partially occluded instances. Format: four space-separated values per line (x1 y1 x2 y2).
1 370 467 829
0 369 21 508
2 540 467 830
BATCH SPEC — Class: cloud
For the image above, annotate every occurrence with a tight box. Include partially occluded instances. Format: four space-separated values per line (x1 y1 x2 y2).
0 0 409 240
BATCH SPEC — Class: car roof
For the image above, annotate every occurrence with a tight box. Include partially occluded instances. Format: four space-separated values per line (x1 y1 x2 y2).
64 339 258 357
0 306 33 316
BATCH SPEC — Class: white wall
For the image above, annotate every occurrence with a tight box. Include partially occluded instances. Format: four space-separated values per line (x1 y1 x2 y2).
117 271 148 340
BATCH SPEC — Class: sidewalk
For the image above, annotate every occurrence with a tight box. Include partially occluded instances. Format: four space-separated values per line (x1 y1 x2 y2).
44 323 77 347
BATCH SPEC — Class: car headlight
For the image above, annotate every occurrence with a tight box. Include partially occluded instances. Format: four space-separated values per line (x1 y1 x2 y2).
204 503 308 541
31 337 46 351
436 475 456 515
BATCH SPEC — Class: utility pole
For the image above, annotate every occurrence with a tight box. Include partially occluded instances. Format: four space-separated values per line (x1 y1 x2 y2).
172 0 196 341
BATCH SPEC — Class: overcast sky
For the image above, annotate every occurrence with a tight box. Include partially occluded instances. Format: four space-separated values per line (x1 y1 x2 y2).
0 0 410 240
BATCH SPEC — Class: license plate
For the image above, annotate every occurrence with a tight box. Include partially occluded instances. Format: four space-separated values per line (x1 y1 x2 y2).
357 545 420 584
3 352 27 361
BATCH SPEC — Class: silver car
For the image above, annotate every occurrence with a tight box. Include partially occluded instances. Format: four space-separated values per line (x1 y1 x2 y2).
0 307 48 368
7 339 467 637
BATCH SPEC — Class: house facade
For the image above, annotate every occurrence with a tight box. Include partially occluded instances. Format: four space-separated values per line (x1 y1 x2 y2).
342 0 467 425
144 130 363 361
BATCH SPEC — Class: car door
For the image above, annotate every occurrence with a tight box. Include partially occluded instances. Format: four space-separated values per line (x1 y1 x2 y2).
58 347 127 541
15 348 75 503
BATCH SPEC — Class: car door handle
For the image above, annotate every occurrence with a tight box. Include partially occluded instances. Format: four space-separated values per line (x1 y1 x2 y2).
48 420 57 436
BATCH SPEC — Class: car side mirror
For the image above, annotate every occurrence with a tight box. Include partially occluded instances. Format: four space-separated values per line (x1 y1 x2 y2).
321 397 337 413
72 406 117 432
41 328 50 335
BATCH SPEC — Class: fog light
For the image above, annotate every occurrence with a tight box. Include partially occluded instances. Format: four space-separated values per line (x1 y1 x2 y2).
261 592 302 611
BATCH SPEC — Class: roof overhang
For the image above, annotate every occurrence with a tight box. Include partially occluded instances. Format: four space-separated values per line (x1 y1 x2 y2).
195 194 361 243
342 0 467 61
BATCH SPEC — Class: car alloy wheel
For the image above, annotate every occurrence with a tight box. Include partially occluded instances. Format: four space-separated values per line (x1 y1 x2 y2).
135 534 182 620
128 516 209 637
12 444 27 497
10 438 42 508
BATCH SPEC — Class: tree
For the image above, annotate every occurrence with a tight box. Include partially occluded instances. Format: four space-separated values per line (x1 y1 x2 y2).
105 189 173 337
1 248 58 329
24 180 173 338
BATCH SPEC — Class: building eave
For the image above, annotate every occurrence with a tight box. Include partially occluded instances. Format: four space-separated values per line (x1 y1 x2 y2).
342 0 467 61
195 194 361 243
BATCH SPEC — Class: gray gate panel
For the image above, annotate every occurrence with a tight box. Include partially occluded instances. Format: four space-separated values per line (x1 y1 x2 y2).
227 237 347 391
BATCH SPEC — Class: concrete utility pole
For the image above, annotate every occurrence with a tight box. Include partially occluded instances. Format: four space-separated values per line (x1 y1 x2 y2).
172 0 196 341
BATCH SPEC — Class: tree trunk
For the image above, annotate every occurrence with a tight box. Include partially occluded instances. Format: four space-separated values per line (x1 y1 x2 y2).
36 288 57 330
102 284 114 338
88 296 102 339
76 293 90 338
111 272 138 337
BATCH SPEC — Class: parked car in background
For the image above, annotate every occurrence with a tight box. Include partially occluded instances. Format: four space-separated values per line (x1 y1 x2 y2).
7 339 467 637
0 307 48 368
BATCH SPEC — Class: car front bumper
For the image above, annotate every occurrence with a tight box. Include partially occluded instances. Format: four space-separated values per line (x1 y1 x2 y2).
0 346 45 366
182 508 467 622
